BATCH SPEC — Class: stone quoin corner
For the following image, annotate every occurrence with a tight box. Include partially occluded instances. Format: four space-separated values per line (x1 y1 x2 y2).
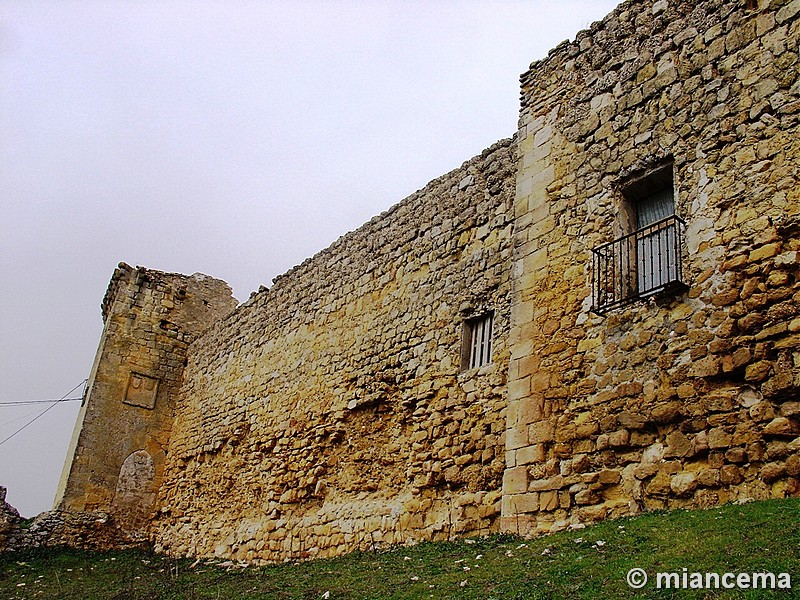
3 0 799 562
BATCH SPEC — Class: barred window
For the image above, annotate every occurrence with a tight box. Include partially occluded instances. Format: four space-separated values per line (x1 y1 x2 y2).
462 312 494 370
592 164 687 314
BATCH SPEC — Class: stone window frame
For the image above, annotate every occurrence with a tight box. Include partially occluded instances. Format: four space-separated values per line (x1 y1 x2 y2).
621 163 685 297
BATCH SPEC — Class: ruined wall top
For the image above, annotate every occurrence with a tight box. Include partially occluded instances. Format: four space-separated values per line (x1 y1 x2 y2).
200 137 514 341
519 0 795 125
101 262 237 336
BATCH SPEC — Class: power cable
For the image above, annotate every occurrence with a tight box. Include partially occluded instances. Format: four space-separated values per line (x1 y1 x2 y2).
0 398 82 406
0 380 87 448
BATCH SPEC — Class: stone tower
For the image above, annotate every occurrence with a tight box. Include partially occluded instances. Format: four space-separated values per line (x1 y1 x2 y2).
55 263 237 532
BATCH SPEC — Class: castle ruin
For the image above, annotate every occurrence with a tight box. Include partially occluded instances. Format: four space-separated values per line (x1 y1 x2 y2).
49 0 800 563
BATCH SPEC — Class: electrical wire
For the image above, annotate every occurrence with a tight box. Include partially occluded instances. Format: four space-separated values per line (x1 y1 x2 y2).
0 380 87 448
0 398 82 406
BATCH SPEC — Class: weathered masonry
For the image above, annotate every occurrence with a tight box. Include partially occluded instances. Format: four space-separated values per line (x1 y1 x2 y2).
59 141 516 561
55 265 237 532
52 0 799 563
504 0 800 534
149 141 516 561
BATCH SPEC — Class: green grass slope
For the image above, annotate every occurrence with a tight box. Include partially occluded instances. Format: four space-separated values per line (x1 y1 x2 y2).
2 498 799 599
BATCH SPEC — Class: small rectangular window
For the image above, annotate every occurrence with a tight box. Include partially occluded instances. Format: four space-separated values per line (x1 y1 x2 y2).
462 312 494 370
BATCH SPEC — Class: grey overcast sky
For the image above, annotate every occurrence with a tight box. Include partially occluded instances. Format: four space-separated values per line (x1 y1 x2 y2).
0 0 620 517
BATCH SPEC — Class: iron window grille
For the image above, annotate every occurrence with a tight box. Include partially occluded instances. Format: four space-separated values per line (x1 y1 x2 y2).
462 312 494 370
591 215 687 314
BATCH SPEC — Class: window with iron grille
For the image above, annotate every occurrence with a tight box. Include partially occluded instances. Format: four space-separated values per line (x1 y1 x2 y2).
591 166 687 314
461 312 494 370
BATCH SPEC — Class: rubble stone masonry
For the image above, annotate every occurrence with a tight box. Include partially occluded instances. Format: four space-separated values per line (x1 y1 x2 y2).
505 0 800 535
40 0 800 564
150 140 516 562
56 264 237 531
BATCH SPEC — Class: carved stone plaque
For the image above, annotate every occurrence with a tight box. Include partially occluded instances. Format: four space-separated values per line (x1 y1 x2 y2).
123 372 159 409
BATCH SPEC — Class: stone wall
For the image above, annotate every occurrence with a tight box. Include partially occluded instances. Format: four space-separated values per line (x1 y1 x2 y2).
150 140 516 563
56 264 237 532
1 486 138 553
46 0 800 564
504 0 800 535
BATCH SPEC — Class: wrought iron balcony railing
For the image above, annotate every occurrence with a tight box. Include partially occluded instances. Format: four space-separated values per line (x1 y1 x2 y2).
591 215 687 314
